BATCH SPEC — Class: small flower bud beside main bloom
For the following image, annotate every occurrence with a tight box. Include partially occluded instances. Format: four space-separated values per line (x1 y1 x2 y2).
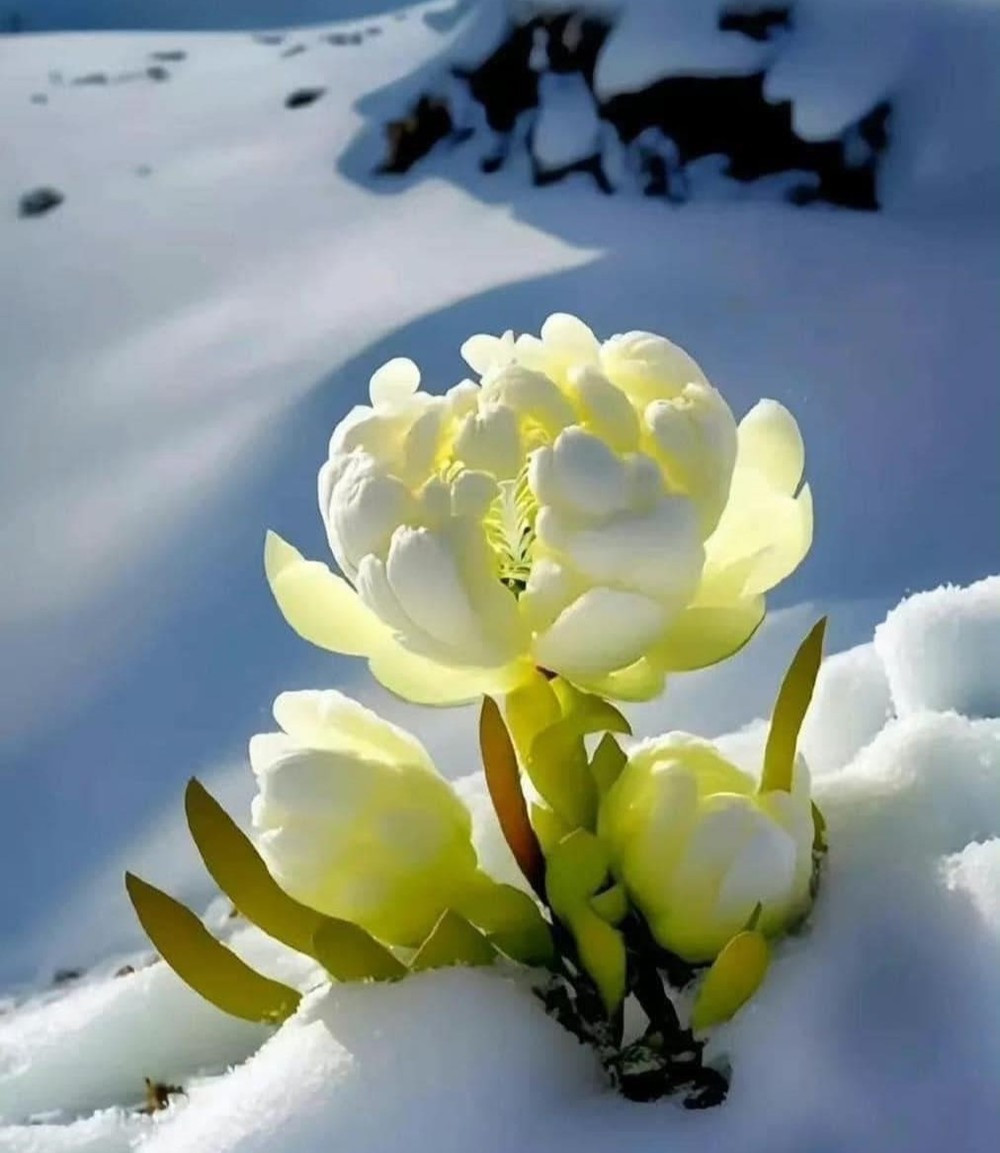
250 689 543 950
598 734 815 963
266 314 812 705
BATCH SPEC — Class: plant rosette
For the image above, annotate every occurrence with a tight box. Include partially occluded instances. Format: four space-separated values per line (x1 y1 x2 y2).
125 316 826 1111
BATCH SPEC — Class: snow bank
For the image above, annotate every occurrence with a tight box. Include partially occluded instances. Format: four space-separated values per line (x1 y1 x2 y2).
875 575 1000 719
0 928 318 1124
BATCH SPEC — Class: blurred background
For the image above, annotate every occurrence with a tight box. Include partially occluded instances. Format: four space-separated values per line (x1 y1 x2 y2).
1 0 998 987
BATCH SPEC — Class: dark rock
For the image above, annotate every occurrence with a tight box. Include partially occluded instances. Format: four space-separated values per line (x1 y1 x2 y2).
380 95 453 174
18 186 64 218
326 31 363 46
718 5 791 42
252 32 285 45
285 86 326 109
149 49 186 62
30 93 47 104
52 967 82 985
72 72 108 86
114 964 136 978
135 164 153 177
146 65 170 82
280 43 307 58
366 25 382 36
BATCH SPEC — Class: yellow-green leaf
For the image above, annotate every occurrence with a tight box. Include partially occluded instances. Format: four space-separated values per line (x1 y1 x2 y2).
530 719 597 830
545 831 626 1014
409 911 497 972
480 696 546 898
589 732 627 795
504 672 561 763
530 802 573 856
761 617 827 793
186 778 403 981
812 801 828 852
552 679 632 737
312 921 407 982
125 872 300 1024
691 929 770 1032
455 880 554 966
589 883 628 926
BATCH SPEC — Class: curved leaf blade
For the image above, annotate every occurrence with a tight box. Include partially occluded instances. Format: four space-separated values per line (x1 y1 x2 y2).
312 921 407 982
691 929 770 1032
186 778 404 981
125 872 300 1024
761 617 827 793
480 696 546 898
409 911 496 973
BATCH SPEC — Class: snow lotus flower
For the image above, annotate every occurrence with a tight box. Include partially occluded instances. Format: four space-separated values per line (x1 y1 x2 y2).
250 688 547 953
598 734 815 963
266 314 812 704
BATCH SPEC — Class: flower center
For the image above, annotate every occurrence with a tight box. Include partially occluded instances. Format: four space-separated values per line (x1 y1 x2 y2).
484 469 538 597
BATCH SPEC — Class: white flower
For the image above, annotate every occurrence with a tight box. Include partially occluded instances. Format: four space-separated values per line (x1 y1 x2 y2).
250 689 542 949
265 314 812 704
598 734 815 962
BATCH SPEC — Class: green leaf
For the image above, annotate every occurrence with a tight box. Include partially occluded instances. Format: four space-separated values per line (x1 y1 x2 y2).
589 732 627 795
125 872 300 1024
480 696 546 898
504 672 561 763
552 679 632 737
185 778 404 981
312 921 407 982
545 831 627 1014
589 883 628 926
760 617 827 793
812 801 828 853
409 911 497 972
690 929 770 1032
530 719 597 831
456 879 554 966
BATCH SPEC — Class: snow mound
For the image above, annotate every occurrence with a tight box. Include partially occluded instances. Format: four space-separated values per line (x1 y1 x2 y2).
875 575 1000 719
800 642 893 776
138 971 601 1153
0 928 318 1124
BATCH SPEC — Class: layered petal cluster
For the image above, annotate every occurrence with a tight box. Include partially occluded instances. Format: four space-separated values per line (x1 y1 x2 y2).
250 689 536 948
599 734 815 962
267 314 812 704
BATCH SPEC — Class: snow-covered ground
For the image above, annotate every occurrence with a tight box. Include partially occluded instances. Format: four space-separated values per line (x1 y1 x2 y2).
2 0 999 1148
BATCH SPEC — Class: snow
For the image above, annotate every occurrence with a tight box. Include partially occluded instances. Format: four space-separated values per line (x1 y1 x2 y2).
532 70 601 171
874 575 1000 719
4 579 1000 1151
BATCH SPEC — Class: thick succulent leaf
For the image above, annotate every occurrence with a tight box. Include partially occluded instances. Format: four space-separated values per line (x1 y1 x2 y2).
456 880 554 965
589 883 629 926
504 672 561 763
409 911 497 972
185 779 402 981
125 872 300 1024
312 921 407 982
552 679 632 737
761 617 827 793
480 696 546 898
530 719 597 831
691 929 770 1032
545 830 626 1014
529 802 573 856
589 732 627 795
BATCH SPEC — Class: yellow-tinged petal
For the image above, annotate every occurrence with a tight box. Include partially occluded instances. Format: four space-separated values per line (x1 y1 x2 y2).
369 642 532 706
735 399 805 494
652 597 765 672
690 929 770 1031
741 484 813 598
264 531 386 657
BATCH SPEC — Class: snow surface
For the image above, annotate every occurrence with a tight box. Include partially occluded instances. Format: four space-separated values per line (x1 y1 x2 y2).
3 578 1000 1152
